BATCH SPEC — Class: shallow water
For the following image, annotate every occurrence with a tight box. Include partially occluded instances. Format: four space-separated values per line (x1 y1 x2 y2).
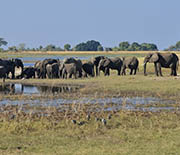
0 83 176 112
0 96 175 112
0 83 81 95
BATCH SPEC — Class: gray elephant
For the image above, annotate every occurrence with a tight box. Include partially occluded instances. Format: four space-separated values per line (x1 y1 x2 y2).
98 57 123 76
0 58 24 79
61 63 77 79
82 61 95 77
91 56 107 76
34 59 59 79
144 52 179 76
122 57 139 75
34 60 43 78
0 66 7 82
19 67 36 79
46 63 59 79
63 57 82 78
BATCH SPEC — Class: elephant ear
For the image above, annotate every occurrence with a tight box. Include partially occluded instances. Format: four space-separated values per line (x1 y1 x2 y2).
149 53 159 63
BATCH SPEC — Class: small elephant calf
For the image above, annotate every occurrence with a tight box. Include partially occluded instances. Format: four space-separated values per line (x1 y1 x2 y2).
19 67 36 79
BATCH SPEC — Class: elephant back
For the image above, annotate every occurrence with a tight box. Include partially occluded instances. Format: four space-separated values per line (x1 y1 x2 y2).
109 57 122 69
63 57 76 64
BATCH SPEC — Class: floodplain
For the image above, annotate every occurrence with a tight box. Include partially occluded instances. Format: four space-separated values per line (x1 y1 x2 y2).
0 51 180 154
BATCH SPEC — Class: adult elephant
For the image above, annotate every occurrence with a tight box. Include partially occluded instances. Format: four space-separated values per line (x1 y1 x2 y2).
40 59 58 78
0 58 24 79
91 56 107 76
82 61 95 77
34 60 43 78
122 57 139 75
98 57 123 76
63 57 82 78
0 66 7 82
144 52 179 76
46 63 59 79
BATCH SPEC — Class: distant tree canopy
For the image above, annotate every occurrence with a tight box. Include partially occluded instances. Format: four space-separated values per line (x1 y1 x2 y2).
165 41 180 51
8 46 18 52
1 37 161 52
43 44 63 51
74 40 102 51
64 44 71 51
0 38 8 47
114 42 158 51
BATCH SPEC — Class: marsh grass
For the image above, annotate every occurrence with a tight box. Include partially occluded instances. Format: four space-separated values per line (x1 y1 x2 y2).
0 104 180 154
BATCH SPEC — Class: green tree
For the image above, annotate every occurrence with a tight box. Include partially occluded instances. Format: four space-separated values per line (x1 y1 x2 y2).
97 45 104 51
119 42 130 51
74 40 102 51
0 38 8 47
140 43 158 51
64 44 71 51
175 41 180 50
128 42 141 51
39 45 43 51
8 46 18 52
112 46 119 51
44 44 56 51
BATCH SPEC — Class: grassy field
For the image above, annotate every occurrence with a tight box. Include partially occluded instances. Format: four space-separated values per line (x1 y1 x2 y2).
0 51 180 154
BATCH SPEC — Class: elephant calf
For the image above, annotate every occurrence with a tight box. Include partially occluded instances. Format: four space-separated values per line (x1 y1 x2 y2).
82 61 95 77
122 57 139 75
61 63 77 79
46 63 59 79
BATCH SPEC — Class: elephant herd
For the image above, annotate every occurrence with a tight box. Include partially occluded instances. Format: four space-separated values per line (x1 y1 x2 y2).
26 56 139 79
0 52 179 81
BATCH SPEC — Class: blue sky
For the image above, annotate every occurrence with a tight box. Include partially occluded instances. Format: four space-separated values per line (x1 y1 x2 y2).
0 0 179 50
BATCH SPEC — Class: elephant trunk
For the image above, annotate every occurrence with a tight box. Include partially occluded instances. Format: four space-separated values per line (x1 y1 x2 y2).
143 62 147 76
97 66 101 76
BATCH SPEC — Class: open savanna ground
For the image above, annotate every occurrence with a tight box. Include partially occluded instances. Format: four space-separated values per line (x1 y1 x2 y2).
0 51 180 154
1 50 180 59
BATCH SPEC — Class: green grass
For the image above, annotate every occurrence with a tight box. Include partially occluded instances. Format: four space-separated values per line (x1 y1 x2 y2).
0 110 180 154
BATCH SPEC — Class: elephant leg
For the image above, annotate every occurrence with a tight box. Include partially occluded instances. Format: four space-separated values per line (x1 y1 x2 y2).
122 67 126 75
108 68 110 76
170 68 174 76
103 69 106 76
11 70 15 79
130 69 133 75
96 66 98 76
157 63 162 76
105 68 110 76
69 73 72 78
171 64 177 76
174 68 177 76
154 63 159 76
118 69 121 75
171 68 177 76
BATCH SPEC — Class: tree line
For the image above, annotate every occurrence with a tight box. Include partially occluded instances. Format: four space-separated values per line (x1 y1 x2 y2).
1 37 180 52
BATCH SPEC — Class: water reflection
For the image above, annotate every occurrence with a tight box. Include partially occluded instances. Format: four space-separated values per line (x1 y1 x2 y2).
0 83 81 95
